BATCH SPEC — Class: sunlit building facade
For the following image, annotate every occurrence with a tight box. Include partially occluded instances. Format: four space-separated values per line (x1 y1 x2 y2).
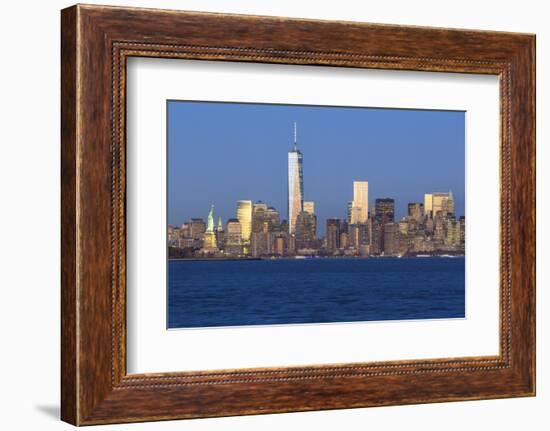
236 200 252 243
349 207 362 225
432 191 455 217
408 202 424 222
424 193 433 216
351 181 369 224
288 124 304 234
303 201 315 215
346 201 353 223
424 191 455 217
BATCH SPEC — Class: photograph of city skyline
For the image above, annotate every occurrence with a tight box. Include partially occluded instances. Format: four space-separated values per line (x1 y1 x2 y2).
167 100 466 329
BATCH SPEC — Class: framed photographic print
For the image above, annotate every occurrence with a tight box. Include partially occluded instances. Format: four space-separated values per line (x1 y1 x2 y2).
61 4 535 425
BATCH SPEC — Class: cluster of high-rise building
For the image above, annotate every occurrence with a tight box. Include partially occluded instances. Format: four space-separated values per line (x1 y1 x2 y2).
168 124 465 259
323 191 464 257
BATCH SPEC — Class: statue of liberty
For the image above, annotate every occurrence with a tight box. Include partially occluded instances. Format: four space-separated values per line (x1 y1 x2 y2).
206 204 215 233
202 204 218 251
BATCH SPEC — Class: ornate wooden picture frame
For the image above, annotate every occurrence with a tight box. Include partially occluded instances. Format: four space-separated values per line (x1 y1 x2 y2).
61 4 535 425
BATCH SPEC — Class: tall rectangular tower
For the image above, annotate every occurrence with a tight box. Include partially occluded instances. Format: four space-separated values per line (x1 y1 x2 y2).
424 193 433 216
375 198 395 224
326 218 341 251
351 181 369 224
288 123 303 234
236 200 252 243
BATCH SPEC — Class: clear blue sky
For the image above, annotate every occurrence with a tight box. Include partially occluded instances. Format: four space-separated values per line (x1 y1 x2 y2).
168 101 465 236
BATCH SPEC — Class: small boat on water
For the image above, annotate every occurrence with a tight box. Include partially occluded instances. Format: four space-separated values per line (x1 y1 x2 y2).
416 254 431 258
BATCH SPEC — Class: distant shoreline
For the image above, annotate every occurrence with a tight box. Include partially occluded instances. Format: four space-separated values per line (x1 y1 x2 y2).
169 257 262 262
168 255 465 262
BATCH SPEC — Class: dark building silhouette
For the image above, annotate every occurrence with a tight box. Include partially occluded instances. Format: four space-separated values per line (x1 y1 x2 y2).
295 211 317 250
326 218 341 251
383 222 400 255
374 198 395 252
375 198 395 224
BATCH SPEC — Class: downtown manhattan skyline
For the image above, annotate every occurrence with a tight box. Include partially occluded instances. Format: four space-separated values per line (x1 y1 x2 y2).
168 100 465 236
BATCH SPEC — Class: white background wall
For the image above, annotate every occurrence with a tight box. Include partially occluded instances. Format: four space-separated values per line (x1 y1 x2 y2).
0 0 546 429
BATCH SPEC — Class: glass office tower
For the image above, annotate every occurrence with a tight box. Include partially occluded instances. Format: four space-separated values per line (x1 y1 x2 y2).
288 123 303 234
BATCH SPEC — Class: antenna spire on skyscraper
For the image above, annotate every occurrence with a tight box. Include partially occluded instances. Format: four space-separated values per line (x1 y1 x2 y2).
293 121 297 151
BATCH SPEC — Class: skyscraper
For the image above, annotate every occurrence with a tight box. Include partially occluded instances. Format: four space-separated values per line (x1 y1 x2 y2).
424 193 433 216
375 198 395 224
303 201 315 215
236 200 252 244
288 122 304 234
374 198 395 253
326 218 341 251
349 207 362 225
424 192 455 217
351 181 369 224
188 218 206 248
408 202 424 222
346 201 353 224
295 211 317 250
225 218 242 256
383 222 400 255
253 201 268 213
252 201 269 234
265 206 281 229
215 216 224 250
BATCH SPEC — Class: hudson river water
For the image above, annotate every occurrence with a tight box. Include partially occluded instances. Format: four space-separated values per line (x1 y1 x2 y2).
168 257 465 329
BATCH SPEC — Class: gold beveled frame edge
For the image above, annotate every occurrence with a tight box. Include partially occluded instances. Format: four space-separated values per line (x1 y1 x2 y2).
110 41 512 388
